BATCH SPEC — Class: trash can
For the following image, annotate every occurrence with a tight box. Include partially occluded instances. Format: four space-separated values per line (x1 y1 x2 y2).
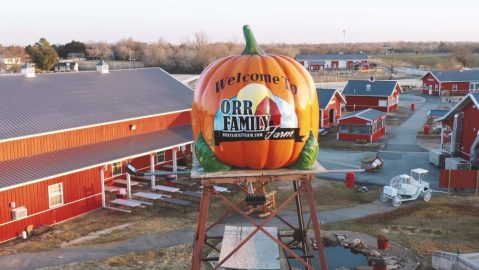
411 103 416 111
345 172 355 189
423 125 430 135
377 235 389 250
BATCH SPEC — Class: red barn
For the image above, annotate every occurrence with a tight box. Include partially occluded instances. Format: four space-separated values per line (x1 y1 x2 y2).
0 63 194 243
338 109 387 142
342 79 402 112
435 93 479 162
317 88 347 128
421 70 479 96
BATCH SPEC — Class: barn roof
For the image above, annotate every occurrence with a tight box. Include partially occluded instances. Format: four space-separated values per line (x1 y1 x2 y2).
296 53 368 61
422 70 479 82
316 88 346 110
339 108 386 122
435 93 479 122
0 68 193 141
427 109 449 118
0 125 192 191
342 80 401 97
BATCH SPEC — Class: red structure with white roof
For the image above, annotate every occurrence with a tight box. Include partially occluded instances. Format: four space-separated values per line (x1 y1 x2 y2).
342 79 402 112
0 63 193 242
421 70 479 96
316 88 347 128
337 108 387 142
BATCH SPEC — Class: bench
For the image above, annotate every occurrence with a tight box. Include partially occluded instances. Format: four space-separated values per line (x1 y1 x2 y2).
159 197 193 213
127 199 153 206
181 191 202 203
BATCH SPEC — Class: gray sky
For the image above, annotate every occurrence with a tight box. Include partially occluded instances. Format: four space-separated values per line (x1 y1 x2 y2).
1 0 478 45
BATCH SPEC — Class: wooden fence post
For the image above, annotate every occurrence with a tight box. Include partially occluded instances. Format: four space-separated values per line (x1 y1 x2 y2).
448 170 452 194
476 170 479 197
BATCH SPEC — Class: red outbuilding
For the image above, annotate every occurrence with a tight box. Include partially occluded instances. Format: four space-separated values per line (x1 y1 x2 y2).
0 63 194 243
421 70 479 96
338 109 387 142
316 88 347 128
342 79 402 112
435 93 479 162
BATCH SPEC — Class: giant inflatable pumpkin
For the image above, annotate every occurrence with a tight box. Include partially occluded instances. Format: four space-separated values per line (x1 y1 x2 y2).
192 25 319 171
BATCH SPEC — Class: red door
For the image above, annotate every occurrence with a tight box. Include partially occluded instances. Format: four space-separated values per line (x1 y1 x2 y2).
331 61 339 70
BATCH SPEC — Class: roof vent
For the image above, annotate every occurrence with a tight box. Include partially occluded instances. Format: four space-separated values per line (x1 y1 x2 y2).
96 60 109 74
20 63 35 78
366 84 371 91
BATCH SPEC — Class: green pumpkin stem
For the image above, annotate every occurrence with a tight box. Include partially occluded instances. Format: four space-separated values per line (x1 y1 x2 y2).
242 25 265 55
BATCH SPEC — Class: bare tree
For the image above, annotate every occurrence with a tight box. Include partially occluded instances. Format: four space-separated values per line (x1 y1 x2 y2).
85 42 112 59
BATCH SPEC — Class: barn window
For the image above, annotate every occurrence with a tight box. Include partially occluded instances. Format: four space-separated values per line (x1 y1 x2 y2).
111 161 122 176
339 124 371 134
470 82 479 92
378 100 388 107
180 145 187 153
157 150 166 163
48 183 64 208
452 84 458 91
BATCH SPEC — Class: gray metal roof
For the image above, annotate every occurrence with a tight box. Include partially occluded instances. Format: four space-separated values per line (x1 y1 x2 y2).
435 93 479 122
427 109 449 118
339 108 385 122
427 70 479 82
308 60 326 65
0 68 193 141
342 80 399 97
316 88 346 109
296 53 368 61
0 125 192 190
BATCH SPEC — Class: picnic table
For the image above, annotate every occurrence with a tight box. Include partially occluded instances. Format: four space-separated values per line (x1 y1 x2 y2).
104 186 120 192
181 191 202 204
158 197 193 213
153 185 181 194
200 185 230 193
162 164 188 171
113 179 141 187
110 199 145 210
170 179 196 190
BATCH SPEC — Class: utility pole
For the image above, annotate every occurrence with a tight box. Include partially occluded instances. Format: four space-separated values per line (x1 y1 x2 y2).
342 29 346 49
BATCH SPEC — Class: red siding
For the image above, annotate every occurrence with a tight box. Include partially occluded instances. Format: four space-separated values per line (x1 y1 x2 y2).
338 115 386 142
0 111 191 162
458 102 479 159
439 170 479 189
422 73 440 95
320 95 343 128
441 82 470 96
345 96 389 112
422 73 471 96
0 167 102 242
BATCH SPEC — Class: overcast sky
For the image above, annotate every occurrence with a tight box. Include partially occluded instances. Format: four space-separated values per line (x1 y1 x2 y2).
1 0 478 45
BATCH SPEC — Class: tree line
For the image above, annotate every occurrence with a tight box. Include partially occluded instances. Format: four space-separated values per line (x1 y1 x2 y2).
2 34 479 73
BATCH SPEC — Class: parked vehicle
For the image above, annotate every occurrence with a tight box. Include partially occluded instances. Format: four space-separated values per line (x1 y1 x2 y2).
380 168 431 207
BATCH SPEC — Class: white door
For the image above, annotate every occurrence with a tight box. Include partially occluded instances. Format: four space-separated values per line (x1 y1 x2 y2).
428 85 432 95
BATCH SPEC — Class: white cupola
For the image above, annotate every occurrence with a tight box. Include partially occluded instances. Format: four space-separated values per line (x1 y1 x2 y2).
21 63 35 78
96 60 109 74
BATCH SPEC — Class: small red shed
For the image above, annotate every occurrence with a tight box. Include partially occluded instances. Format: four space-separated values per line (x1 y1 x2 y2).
0 64 194 243
342 79 402 112
421 70 479 96
435 93 479 162
338 108 387 142
317 88 347 128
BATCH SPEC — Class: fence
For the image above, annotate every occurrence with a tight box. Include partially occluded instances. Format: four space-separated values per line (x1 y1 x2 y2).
439 169 479 194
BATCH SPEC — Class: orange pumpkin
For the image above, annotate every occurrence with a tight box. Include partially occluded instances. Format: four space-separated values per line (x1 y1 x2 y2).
192 25 319 170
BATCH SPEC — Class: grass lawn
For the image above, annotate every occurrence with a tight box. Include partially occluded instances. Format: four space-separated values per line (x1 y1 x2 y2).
323 194 479 267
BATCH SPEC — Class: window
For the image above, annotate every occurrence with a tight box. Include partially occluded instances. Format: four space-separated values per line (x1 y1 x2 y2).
157 150 166 163
111 161 122 176
339 124 371 134
452 84 458 91
470 82 479 92
48 183 63 208
180 145 187 154
378 100 388 107
435 84 439 91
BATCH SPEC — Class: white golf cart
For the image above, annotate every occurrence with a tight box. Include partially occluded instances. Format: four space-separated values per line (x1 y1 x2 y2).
380 168 432 207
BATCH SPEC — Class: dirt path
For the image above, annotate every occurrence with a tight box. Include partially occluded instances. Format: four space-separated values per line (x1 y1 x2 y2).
0 200 395 270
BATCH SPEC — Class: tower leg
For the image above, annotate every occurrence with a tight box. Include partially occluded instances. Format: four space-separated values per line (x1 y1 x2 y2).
293 180 310 267
304 180 328 270
191 185 213 269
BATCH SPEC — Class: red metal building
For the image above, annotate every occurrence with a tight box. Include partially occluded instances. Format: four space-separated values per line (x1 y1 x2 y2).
421 70 479 96
337 109 387 142
342 79 402 112
0 64 194 242
316 88 347 128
